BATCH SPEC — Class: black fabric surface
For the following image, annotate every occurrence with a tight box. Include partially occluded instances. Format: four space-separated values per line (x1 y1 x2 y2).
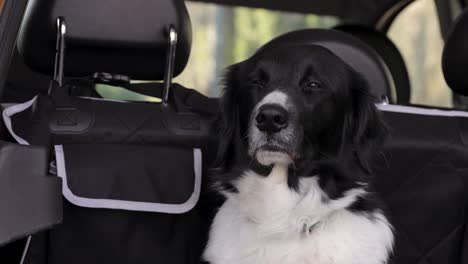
373 110 468 264
5 79 468 263
9 84 217 148
63 144 195 204
4 83 218 264
24 200 209 264
9 95 52 148
0 141 62 246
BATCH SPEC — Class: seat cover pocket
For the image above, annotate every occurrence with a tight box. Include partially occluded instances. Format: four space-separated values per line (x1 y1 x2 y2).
54 144 201 213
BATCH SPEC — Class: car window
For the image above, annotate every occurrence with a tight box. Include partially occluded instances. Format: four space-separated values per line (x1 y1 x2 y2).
387 0 452 107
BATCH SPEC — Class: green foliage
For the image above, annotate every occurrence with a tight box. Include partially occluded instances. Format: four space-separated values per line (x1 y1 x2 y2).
231 8 338 64
96 84 160 102
233 7 280 62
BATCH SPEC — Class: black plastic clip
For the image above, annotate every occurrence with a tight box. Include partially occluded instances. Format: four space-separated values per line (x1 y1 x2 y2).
92 72 131 87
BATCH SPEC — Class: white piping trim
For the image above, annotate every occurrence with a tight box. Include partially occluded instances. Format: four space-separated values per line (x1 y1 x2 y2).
2 96 38 145
54 145 202 214
1 96 126 146
78 96 160 103
377 103 468 117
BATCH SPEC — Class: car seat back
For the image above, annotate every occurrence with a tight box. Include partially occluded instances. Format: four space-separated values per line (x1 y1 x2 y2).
335 24 410 104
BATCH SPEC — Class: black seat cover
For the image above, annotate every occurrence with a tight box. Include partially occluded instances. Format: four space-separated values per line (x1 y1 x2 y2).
17 0 192 80
335 25 410 104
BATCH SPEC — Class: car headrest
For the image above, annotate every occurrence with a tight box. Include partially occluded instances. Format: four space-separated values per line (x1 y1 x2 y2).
17 0 192 80
442 9 468 95
335 25 410 104
257 29 392 101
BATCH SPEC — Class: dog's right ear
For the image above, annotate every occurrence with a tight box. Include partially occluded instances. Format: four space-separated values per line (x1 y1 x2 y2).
212 63 242 172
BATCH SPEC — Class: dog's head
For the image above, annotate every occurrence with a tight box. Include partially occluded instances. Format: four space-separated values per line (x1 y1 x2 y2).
214 44 386 175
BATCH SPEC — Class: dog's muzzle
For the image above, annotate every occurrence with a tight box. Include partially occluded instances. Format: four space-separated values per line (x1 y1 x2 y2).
248 91 298 166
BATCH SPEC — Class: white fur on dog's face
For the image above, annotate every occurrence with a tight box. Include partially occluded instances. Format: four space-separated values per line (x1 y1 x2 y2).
255 151 292 166
248 90 300 166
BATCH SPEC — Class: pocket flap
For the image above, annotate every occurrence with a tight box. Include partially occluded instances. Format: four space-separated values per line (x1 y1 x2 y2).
54 144 202 213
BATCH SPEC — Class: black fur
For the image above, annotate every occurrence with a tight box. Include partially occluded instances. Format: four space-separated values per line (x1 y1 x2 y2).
211 44 387 214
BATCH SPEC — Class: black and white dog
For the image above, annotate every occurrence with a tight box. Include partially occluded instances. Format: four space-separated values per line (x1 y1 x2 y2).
203 44 394 264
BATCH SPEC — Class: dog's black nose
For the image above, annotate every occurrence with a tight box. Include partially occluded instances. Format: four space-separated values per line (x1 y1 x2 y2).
256 104 289 133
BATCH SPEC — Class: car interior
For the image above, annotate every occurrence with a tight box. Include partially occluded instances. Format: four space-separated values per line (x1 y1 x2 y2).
0 0 467 263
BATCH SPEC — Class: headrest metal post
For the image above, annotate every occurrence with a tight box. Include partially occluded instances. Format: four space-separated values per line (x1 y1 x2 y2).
49 17 66 94
162 27 178 105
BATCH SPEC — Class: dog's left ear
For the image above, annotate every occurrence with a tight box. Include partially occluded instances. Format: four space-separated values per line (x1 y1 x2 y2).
212 63 243 173
345 71 388 173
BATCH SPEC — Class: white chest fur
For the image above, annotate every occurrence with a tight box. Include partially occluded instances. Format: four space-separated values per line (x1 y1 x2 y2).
204 165 394 264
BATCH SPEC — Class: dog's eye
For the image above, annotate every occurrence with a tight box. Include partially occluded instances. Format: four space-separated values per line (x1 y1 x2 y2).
250 80 265 89
302 81 322 93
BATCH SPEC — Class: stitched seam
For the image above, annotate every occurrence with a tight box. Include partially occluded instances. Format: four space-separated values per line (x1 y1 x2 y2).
119 113 154 143
415 225 462 264
395 224 426 262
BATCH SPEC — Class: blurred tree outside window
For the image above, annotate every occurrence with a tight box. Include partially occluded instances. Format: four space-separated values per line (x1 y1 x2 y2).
388 0 452 107
0 0 4 14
